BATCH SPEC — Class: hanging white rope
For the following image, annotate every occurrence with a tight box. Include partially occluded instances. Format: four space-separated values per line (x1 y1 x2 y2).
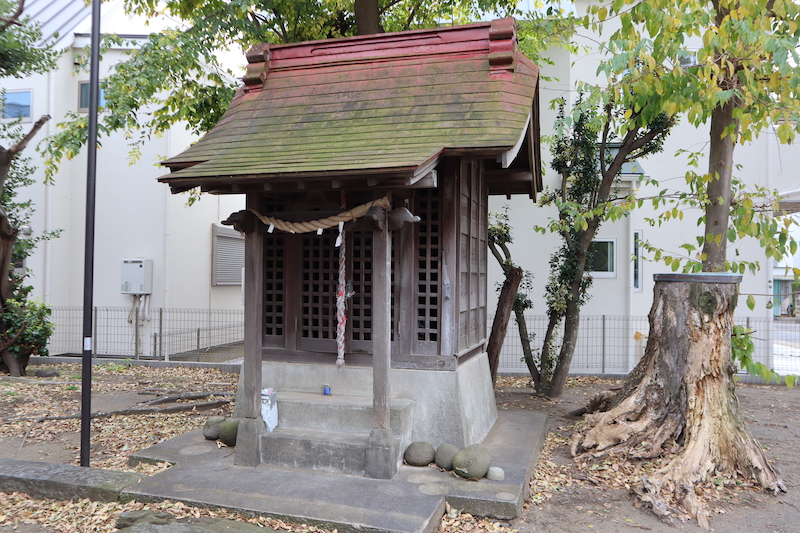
248 196 390 234
336 192 347 366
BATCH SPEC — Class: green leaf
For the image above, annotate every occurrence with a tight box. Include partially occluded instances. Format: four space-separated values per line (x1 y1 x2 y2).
746 294 756 310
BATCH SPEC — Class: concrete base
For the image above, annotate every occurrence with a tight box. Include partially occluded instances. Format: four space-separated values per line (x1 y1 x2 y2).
365 428 397 479
235 352 497 450
0 458 142 502
121 408 548 533
0 409 547 533
235 418 266 467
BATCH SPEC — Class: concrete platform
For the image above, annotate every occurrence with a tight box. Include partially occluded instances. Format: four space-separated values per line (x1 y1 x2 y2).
0 409 547 533
124 409 547 533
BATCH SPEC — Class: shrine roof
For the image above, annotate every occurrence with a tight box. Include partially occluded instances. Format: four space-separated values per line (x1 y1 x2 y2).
159 18 541 197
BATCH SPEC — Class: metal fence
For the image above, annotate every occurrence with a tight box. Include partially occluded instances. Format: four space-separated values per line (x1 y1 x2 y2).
46 307 800 374
49 307 244 362
496 314 800 376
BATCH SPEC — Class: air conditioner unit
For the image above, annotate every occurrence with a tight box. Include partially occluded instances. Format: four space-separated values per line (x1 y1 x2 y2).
121 259 153 295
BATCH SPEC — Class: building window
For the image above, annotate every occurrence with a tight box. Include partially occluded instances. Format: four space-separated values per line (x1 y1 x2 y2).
588 239 616 278
2 90 32 120
212 224 244 286
78 81 106 111
633 230 643 291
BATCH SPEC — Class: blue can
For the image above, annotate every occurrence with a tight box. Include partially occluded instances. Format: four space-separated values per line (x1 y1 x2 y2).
323 384 331 395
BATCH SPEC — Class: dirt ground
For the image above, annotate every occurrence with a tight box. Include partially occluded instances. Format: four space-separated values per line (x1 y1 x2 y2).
1 364 799 533
496 376 800 533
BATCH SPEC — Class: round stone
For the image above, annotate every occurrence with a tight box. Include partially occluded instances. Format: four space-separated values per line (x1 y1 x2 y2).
202 416 226 440
486 466 505 481
404 441 435 466
434 443 459 470
217 418 241 447
452 444 492 480
34 368 60 378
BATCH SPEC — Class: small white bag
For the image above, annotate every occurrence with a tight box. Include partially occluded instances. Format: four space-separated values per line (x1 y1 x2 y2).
260 388 278 432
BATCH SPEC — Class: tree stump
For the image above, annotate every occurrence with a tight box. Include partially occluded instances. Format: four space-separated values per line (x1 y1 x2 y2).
571 273 784 529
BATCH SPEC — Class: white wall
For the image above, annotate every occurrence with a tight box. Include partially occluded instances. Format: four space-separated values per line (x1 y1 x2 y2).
3 25 244 312
489 22 800 324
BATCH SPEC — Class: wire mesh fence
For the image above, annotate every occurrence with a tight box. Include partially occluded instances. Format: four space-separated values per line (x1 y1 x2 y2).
46 307 800 374
49 307 244 363
496 314 800 377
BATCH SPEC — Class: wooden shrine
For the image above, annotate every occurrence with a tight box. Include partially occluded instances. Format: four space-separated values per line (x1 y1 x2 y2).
159 18 541 479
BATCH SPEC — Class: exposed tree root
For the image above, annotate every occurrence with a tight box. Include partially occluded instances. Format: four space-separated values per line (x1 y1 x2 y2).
570 276 785 530
6 398 232 425
136 391 234 407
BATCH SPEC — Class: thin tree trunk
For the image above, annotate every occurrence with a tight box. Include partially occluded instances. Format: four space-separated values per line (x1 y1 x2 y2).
354 0 382 35
701 99 738 271
538 310 560 392
0 205 18 304
487 266 522 385
514 306 539 386
571 274 783 529
546 297 581 397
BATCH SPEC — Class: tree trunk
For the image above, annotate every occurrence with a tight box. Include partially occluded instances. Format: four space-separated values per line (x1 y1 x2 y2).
537 310 560 392
571 273 784 529
487 266 522 385
1 349 22 377
354 0 382 35
545 297 582 397
515 306 539 385
701 98 738 271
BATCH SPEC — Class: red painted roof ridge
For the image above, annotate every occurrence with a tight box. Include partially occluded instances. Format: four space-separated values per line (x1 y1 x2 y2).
242 18 518 90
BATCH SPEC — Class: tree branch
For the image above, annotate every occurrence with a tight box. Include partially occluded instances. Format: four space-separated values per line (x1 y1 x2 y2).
0 321 27 352
7 114 50 158
0 0 25 33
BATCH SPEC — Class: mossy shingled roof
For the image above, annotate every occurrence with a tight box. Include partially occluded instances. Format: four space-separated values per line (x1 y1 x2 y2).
159 18 540 195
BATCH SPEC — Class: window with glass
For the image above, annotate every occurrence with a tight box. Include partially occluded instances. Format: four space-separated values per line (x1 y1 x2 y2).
2 90 32 120
633 230 643 291
588 239 616 278
79 81 106 111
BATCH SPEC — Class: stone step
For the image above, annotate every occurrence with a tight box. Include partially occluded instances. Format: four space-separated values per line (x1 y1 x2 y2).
260 427 375 475
274 391 413 438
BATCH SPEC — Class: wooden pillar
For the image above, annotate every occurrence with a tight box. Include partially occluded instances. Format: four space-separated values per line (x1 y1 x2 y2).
235 194 266 466
440 162 459 356
396 223 415 355
366 206 397 478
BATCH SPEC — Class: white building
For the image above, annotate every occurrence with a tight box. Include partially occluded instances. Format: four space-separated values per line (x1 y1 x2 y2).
490 7 800 375
5 2 798 372
3 0 244 358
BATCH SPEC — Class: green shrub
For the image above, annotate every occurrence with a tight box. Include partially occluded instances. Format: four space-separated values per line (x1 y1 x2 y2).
2 297 54 358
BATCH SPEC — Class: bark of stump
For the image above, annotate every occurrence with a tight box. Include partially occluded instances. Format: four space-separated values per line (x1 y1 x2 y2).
571 273 785 529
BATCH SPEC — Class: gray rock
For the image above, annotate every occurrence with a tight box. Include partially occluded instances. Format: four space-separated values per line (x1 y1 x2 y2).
34 368 60 378
452 444 492 479
116 510 271 532
434 443 459 470
203 416 226 440
486 466 505 481
404 441 435 466
217 418 241 447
